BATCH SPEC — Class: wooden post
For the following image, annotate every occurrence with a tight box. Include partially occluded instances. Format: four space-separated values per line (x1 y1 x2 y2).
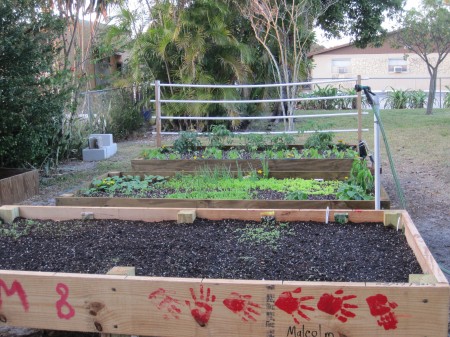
155 80 162 147
177 210 196 223
357 75 362 145
0 206 19 224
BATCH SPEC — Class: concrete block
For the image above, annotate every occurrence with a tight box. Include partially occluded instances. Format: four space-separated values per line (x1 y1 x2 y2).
83 147 108 161
83 134 117 161
90 134 114 147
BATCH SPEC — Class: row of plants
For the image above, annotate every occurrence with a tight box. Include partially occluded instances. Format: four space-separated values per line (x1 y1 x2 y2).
297 85 359 110
80 159 374 201
383 88 428 109
141 131 357 160
296 85 446 111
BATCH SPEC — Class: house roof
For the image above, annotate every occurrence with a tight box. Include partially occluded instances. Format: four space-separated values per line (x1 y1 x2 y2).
309 33 402 57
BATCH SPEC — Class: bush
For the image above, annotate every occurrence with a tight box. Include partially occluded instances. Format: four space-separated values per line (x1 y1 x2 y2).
173 132 201 153
0 0 70 167
106 89 144 141
304 132 334 152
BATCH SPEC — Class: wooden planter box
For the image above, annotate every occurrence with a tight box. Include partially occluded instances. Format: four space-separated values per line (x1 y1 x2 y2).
0 168 39 205
55 171 391 209
0 206 448 336
131 158 355 180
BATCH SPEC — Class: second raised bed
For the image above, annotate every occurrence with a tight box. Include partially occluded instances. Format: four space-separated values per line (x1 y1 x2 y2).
56 171 390 209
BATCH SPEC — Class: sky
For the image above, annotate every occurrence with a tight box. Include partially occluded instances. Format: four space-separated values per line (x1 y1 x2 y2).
317 0 423 48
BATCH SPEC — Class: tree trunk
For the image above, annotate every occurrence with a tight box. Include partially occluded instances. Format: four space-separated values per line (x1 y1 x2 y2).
426 69 438 115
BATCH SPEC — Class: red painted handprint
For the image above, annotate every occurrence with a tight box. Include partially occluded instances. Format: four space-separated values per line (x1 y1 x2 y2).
149 288 182 320
366 294 399 330
275 288 315 324
223 292 261 322
317 289 358 323
185 284 216 327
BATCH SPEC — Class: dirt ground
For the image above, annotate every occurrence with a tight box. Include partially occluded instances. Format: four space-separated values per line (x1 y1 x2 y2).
3 135 450 336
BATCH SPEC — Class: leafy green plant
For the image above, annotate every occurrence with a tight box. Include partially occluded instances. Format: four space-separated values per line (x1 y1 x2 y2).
443 86 450 108
227 149 241 159
106 88 144 141
208 124 233 149
336 183 373 201
269 133 295 151
312 84 339 110
285 191 308 200
82 175 166 197
304 132 334 152
349 159 374 193
385 87 409 109
202 147 223 159
234 221 293 250
408 90 427 109
141 148 167 159
0 221 34 239
173 132 201 153
240 134 266 152
300 148 321 159
338 86 357 109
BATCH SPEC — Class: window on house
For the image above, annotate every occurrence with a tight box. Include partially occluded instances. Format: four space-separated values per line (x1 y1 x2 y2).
331 59 351 74
388 58 407 73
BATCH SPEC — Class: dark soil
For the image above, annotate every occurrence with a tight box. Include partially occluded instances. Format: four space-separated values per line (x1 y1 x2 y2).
0 218 421 283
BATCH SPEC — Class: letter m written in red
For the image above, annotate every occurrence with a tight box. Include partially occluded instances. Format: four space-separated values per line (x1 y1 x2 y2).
0 279 29 312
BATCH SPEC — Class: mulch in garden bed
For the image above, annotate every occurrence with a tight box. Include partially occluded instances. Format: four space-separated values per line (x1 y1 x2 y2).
0 218 421 283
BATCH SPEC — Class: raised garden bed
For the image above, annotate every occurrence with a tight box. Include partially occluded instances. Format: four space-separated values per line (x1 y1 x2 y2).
55 171 391 209
131 157 355 180
0 206 448 336
0 168 39 205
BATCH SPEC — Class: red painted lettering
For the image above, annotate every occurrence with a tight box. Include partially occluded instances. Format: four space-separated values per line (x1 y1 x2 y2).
55 283 75 320
0 279 29 312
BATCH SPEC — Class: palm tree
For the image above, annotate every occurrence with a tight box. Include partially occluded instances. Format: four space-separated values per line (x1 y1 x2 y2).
132 0 253 130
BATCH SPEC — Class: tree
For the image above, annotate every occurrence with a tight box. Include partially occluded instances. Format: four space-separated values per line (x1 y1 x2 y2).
120 0 254 130
236 0 338 131
0 0 70 167
317 0 404 48
394 0 450 115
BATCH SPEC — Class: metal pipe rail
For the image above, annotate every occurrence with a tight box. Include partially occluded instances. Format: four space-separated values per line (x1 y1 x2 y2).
153 77 363 89
154 111 368 120
159 129 369 136
150 95 357 104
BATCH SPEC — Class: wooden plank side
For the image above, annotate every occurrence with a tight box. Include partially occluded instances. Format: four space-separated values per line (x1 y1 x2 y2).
0 169 38 205
13 206 385 224
402 211 449 284
0 271 447 337
131 159 354 173
112 171 352 180
55 197 386 210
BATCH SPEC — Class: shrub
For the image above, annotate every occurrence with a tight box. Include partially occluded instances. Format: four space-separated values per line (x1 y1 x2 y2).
385 87 409 109
443 86 450 108
106 89 144 141
408 90 427 109
304 132 334 152
173 132 201 153
0 0 70 167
